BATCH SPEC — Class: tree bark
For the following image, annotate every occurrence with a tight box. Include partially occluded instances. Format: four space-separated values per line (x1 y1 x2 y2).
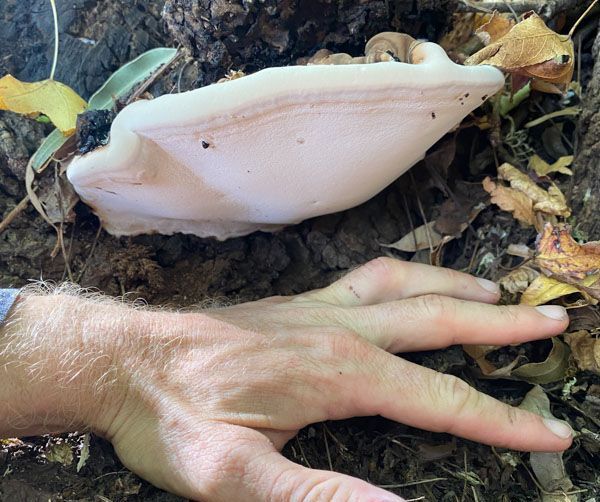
163 0 457 86
570 21 600 238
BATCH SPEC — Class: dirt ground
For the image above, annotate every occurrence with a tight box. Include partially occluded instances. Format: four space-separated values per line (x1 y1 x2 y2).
1 0 599 500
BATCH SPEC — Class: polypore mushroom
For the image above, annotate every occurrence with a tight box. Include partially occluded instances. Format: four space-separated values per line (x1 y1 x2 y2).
67 33 504 240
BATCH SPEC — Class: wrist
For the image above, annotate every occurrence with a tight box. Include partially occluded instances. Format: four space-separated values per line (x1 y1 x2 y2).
0 290 134 437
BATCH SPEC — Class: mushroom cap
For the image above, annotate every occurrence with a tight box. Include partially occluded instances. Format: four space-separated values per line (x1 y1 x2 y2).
67 41 504 239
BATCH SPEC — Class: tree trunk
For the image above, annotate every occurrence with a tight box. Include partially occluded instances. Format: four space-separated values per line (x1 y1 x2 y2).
570 22 600 238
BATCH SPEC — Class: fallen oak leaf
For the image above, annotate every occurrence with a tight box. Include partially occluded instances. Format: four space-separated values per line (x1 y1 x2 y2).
529 154 574 176
0 74 86 134
498 163 570 218
483 176 536 227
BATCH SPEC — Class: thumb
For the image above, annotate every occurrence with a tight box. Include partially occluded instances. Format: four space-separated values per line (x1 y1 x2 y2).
255 453 406 502
179 422 405 502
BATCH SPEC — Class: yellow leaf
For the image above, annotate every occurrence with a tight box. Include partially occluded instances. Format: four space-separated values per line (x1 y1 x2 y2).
534 224 600 302
536 224 600 279
520 275 579 306
483 176 536 227
529 154 574 176
465 12 574 93
0 74 86 134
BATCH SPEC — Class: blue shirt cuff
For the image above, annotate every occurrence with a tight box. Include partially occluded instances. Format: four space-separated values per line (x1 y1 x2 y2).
0 288 20 325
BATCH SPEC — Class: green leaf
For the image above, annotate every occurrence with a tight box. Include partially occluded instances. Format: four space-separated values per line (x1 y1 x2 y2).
31 128 69 171
30 47 178 172
88 47 178 110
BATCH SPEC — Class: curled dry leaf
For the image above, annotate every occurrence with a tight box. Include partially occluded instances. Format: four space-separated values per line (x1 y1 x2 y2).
512 337 570 384
529 154 574 176
464 337 569 384
498 163 570 218
564 331 600 375
0 75 86 134
382 203 485 253
498 266 540 294
465 12 574 93
520 275 598 306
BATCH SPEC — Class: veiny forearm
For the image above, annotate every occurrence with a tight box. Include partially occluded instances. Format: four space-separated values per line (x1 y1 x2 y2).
0 285 136 437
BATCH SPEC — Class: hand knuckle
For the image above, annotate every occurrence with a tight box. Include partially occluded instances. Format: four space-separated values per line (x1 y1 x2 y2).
435 374 480 425
300 476 353 502
496 305 521 326
361 256 398 281
417 294 453 322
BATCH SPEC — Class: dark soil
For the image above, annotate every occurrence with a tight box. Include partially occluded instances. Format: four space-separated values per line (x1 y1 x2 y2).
1 1 599 500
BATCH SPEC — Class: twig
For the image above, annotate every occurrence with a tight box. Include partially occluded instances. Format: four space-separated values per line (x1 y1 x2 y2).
377 477 447 489
322 424 333 471
402 193 418 252
409 171 434 254
0 195 30 235
126 50 183 104
75 221 102 283
0 195 29 234
49 0 59 80
569 0 599 36
459 0 587 19
295 437 311 468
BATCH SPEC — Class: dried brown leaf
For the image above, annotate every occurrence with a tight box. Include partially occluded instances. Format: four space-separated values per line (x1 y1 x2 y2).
512 337 570 384
483 176 536 226
564 331 600 375
465 12 574 93
499 266 540 294
475 11 515 45
498 163 570 217
518 386 575 501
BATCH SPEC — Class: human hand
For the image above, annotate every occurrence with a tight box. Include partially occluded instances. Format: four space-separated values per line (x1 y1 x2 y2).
90 258 572 501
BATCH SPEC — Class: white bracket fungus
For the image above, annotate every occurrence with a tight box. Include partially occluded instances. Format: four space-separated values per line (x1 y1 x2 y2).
67 33 504 239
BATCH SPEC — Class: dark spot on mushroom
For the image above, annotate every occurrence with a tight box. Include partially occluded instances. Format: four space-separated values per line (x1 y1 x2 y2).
348 285 361 299
464 93 470 98
482 94 488 101
297 138 305 144
431 112 436 119
202 141 210 149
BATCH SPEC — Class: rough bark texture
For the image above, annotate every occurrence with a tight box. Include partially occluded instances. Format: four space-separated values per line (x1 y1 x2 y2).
163 0 457 85
570 21 600 238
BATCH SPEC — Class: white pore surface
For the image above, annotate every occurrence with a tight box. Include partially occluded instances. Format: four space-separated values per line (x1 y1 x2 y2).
67 43 504 239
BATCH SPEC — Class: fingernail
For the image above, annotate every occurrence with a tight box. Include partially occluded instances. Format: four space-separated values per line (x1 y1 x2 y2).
475 277 500 294
543 418 573 439
535 305 567 321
